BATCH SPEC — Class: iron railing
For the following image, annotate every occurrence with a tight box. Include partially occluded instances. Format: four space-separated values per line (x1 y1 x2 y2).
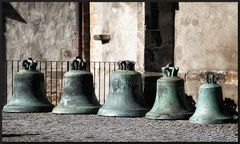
6 60 118 105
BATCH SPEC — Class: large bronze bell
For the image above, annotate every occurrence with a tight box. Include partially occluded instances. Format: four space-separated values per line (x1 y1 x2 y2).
52 56 101 114
145 64 193 119
97 60 149 117
2 58 54 112
189 72 234 124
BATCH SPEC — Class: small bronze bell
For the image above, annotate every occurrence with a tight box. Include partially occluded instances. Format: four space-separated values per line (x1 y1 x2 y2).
145 63 193 119
52 56 101 114
189 72 234 124
97 60 149 117
2 58 54 112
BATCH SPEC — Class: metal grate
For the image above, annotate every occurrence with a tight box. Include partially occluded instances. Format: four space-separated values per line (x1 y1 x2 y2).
6 60 118 106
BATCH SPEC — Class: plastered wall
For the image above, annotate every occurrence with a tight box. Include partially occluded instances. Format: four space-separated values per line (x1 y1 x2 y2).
89 2 145 103
90 2 145 72
175 2 238 108
4 2 238 109
5 2 77 104
6 2 77 61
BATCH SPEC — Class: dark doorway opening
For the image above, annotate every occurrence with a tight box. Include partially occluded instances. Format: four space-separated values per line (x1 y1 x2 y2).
143 2 178 107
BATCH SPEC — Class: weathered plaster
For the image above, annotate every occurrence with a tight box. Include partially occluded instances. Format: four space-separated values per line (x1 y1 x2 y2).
174 3 238 109
5 2 76 103
175 3 237 72
90 2 145 72
6 2 76 61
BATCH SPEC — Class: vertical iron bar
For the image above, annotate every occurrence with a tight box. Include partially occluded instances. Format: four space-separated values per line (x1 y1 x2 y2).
114 62 116 71
39 61 41 72
109 62 111 87
61 61 63 98
93 62 95 86
98 62 101 104
56 61 58 105
11 61 13 95
67 61 69 71
6 60 8 99
17 60 19 72
103 62 105 103
45 61 47 99
50 61 52 103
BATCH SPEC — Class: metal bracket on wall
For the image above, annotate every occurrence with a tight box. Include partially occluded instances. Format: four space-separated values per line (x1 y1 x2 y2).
93 34 111 44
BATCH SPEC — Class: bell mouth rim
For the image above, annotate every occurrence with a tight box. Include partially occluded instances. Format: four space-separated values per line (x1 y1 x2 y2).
68 69 88 71
17 70 42 73
52 105 101 114
115 70 137 72
189 117 234 124
145 111 193 120
200 83 220 88
97 107 149 117
158 77 183 80
65 70 90 73
157 80 184 85
2 104 54 113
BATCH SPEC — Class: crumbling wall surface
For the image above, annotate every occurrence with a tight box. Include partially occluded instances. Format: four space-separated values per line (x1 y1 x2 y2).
5 2 76 104
90 2 145 103
90 2 145 72
175 3 238 107
6 2 77 61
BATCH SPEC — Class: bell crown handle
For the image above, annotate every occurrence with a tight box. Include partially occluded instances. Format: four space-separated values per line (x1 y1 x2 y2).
204 72 219 84
70 56 86 70
161 63 179 77
117 60 135 71
22 57 38 70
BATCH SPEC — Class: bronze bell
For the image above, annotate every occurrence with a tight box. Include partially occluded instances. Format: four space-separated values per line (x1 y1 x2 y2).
2 58 54 112
97 60 149 117
189 72 234 124
145 63 193 119
52 56 101 114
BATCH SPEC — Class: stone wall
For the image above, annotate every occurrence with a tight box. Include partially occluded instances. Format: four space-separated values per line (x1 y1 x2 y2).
6 2 77 61
89 2 145 103
4 2 238 110
175 3 238 109
90 2 145 72
5 2 76 104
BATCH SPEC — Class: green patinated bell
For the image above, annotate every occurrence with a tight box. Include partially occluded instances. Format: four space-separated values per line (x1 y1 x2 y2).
52 56 101 114
97 60 149 117
189 72 234 124
145 64 193 120
2 58 54 112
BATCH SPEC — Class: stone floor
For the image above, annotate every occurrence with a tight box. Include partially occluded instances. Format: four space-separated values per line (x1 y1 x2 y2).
2 112 238 142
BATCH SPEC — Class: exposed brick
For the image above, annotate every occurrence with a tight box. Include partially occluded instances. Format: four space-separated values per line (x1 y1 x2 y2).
47 92 61 106
185 72 202 81
178 73 187 82
225 71 238 84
